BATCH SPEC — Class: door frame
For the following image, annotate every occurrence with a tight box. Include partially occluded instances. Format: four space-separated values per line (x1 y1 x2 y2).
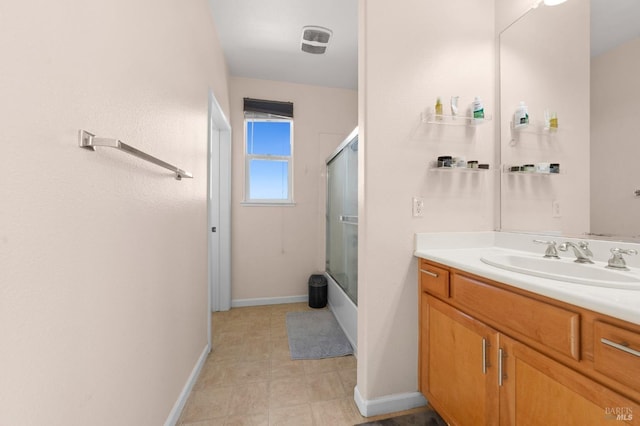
207 89 232 350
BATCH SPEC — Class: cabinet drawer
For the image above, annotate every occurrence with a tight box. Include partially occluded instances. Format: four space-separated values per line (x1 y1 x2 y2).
419 261 450 298
451 273 580 360
594 321 640 392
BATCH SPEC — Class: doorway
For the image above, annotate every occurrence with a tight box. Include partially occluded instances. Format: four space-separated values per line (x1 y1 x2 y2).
208 90 232 349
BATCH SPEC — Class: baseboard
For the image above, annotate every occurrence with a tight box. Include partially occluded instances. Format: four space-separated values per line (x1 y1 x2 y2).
353 386 427 418
164 344 210 426
231 295 307 308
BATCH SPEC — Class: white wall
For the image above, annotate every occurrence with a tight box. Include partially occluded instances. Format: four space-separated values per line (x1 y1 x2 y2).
591 37 640 237
495 0 532 33
229 77 357 303
499 0 590 235
0 1 229 424
358 0 496 402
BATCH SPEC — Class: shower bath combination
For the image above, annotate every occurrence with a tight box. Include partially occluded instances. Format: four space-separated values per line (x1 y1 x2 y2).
324 128 358 349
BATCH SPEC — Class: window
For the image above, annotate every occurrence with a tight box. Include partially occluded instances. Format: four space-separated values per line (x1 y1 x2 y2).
242 97 294 205
244 118 294 204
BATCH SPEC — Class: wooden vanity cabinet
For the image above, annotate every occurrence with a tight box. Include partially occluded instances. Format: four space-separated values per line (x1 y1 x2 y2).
500 334 637 425
422 293 499 425
418 259 640 425
593 321 640 392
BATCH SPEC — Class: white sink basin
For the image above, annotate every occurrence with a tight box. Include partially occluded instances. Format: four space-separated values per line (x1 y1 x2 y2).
480 254 640 289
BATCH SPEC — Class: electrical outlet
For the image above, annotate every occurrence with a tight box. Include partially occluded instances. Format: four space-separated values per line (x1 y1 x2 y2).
552 200 561 218
412 197 425 217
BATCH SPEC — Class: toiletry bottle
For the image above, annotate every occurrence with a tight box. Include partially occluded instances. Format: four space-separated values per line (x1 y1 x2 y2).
472 97 484 120
544 109 558 130
544 109 550 129
450 96 459 119
514 101 529 128
435 97 443 119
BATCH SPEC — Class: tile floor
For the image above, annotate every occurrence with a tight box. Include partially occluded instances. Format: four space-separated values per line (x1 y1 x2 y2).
178 303 429 426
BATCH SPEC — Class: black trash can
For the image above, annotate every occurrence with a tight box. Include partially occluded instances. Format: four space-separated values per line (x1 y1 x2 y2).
308 274 328 309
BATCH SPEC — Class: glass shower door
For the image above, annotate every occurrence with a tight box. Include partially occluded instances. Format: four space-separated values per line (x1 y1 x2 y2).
326 134 358 305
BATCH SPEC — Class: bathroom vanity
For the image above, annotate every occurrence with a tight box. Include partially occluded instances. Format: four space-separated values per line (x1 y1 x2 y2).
415 232 640 425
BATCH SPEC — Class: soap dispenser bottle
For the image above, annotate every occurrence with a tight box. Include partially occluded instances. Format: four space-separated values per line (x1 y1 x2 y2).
472 97 484 120
514 101 529 128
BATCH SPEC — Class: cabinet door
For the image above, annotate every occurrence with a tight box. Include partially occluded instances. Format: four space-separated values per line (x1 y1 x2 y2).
422 294 499 425
499 335 640 425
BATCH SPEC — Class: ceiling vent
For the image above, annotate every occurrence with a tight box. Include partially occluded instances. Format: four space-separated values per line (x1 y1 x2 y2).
301 26 332 54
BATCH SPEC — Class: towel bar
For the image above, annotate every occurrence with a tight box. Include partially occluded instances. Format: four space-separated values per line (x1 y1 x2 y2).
79 130 193 180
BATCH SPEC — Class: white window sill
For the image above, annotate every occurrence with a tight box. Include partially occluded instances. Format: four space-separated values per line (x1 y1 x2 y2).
241 201 296 207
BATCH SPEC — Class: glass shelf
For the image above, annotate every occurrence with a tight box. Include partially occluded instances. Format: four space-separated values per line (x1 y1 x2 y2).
511 121 559 135
503 171 560 176
431 164 491 172
502 164 561 175
422 112 493 126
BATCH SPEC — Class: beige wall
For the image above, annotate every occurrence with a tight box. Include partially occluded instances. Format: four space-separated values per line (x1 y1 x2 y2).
499 0 590 235
591 38 640 237
358 0 496 401
495 0 532 33
0 1 229 424
229 77 357 303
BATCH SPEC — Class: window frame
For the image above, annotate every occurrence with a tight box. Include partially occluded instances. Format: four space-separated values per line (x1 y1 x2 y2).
243 117 294 205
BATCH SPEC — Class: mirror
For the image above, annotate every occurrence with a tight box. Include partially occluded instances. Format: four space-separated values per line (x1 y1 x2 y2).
499 0 640 241
590 0 640 239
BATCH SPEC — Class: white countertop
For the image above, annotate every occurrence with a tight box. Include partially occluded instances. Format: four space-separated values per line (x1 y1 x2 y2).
414 232 640 326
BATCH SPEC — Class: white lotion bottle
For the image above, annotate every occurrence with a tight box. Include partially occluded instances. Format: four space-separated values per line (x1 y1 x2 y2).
514 101 529 128
450 96 459 119
472 97 484 120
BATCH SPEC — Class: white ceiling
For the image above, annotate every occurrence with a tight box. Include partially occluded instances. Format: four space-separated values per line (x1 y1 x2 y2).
208 0 358 90
207 1 639 89
591 0 640 57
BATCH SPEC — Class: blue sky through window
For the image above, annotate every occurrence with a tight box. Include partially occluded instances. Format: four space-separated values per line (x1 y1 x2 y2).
249 160 288 199
245 119 292 201
246 121 291 156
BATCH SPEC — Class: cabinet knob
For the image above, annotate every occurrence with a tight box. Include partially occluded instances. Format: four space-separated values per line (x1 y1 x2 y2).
420 268 439 278
482 338 490 374
600 338 640 357
498 348 507 386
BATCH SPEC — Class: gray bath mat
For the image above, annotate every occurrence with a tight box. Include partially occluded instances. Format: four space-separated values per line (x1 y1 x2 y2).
286 310 353 359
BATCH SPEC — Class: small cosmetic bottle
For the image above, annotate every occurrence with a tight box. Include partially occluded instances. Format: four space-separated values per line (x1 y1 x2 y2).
437 156 452 168
536 162 550 173
514 102 529 128
451 96 459 119
435 97 443 120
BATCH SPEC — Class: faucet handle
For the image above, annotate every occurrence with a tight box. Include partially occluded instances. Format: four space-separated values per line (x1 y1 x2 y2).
578 241 593 257
607 248 638 271
533 240 560 259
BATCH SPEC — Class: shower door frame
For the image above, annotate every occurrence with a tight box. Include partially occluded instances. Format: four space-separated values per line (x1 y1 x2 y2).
325 127 359 305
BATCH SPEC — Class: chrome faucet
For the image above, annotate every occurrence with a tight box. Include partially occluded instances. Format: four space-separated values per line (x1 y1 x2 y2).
606 248 638 271
558 241 594 264
533 240 560 259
